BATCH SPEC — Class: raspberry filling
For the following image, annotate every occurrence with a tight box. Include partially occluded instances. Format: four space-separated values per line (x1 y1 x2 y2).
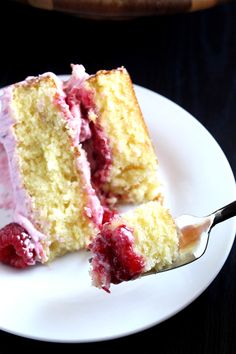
102 208 118 224
89 224 145 292
65 82 112 189
86 121 112 187
0 223 36 268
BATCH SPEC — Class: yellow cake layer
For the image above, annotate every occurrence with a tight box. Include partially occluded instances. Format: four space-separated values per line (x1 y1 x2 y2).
85 68 161 204
111 201 179 271
12 75 98 261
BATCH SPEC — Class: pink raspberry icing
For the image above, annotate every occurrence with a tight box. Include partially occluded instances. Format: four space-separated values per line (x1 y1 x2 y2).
64 65 113 190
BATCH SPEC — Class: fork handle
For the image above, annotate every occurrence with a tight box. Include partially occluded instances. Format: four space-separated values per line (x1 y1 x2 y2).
212 200 236 227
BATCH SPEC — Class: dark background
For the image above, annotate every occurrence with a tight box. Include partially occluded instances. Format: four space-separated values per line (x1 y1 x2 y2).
0 1 236 353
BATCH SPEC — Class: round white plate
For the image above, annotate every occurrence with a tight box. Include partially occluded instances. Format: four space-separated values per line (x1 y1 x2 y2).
0 83 235 343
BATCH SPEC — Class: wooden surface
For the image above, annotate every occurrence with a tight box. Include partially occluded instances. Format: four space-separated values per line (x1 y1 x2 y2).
12 0 230 17
0 1 236 353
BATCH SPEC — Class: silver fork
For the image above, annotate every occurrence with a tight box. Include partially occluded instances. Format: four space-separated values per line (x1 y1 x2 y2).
148 200 236 274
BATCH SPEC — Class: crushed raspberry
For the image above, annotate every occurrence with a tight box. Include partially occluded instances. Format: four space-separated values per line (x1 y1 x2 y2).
89 122 112 186
102 208 118 224
82 121 112 188
0 223 36 268
89 224 145 292
65 83 112 188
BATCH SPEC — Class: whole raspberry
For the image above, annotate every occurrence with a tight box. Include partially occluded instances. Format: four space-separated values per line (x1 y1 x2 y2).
0 223 36 268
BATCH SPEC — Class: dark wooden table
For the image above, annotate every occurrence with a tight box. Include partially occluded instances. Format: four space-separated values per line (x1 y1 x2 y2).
0 1 236 353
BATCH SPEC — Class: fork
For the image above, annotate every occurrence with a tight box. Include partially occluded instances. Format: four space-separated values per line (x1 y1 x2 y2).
149 200 236 274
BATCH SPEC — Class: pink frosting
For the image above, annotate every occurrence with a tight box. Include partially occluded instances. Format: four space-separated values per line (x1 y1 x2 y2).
56 68 104 226
65 65 112 190
0 69 104 263
0 144 14 209
64 65 92 143
0 85 46 262
76 147 103 225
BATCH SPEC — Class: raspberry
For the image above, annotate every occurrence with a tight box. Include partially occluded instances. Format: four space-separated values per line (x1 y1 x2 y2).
102 208 118 224
0 223 36 268
90 224 145 292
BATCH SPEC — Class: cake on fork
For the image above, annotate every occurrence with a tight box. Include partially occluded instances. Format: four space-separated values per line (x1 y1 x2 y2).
89 201 179 292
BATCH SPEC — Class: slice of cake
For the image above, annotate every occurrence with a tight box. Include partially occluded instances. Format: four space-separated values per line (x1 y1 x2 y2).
0 73 103 265
0 64 161 268
89 201 179 292
65 65 161 204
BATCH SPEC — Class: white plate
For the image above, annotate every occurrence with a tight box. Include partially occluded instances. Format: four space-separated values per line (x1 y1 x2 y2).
0 83 235 343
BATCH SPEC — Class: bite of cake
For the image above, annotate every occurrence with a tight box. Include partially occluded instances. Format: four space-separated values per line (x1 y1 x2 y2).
89 201 179 292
